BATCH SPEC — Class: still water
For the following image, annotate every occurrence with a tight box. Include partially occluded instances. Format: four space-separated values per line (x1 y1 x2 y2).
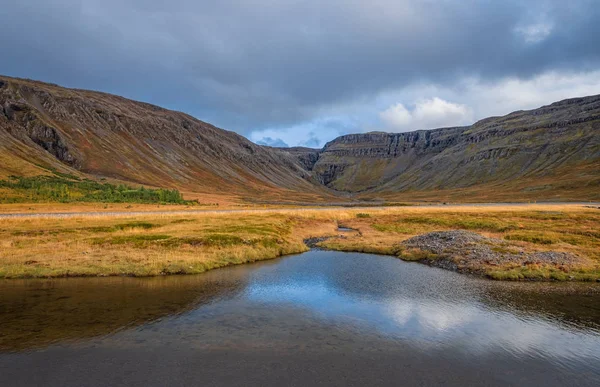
1 250 599 386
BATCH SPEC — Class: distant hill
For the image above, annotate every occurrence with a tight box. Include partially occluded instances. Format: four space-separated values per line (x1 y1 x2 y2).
1 75 598 203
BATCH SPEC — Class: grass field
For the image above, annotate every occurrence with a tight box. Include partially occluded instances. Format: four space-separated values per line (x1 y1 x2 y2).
0 205 599 281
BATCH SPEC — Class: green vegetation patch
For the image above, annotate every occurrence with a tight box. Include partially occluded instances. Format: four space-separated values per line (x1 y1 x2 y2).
160 234 244 248
504 232 558 245
372 224 416 234
159 237 205 247
204 224 284 235
12 230 48 237
487 267 600 282
397 247 439 261
91 234 171 247
522 211 567 220
0 175 195 204
159 234 280 248
170 219 196 224
557 228 600 240
372 215 517 234
356 213 371 218
504 229 598 247
201 233 272 248
11 222 159 236
490 245 521 255
400 216 517 232
112 221 157 231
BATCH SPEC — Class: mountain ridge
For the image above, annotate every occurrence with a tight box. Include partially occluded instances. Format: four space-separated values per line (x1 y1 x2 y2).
282 94 599 200
1 75 598 202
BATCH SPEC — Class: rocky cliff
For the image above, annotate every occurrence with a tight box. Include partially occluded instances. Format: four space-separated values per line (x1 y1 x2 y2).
287 95 600 200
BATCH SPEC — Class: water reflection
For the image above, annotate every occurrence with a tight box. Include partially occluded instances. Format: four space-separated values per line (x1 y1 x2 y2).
0 272 246 351
243 254 600 363
1 250 599 386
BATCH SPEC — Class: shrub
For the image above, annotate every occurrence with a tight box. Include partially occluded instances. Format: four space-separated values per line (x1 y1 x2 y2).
0 175 195 204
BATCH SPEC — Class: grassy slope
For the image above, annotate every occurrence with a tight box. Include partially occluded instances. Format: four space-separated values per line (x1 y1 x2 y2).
363 161 600 203
1 205 598 281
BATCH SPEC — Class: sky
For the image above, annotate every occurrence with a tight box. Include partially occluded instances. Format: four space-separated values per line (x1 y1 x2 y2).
1 0 599 148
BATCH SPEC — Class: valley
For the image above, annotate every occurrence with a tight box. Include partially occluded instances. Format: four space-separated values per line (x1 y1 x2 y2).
1 75 600 282
1 75 598 204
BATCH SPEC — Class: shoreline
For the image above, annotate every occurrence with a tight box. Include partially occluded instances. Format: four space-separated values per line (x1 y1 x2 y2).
1 205 598 282
2 244 599 283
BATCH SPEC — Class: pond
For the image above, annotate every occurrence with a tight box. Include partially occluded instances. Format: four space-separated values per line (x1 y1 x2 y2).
1 250 599 386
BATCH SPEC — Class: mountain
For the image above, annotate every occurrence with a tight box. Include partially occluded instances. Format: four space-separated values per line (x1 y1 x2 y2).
289 96 600 201
1 74 598 203
0 76 332 203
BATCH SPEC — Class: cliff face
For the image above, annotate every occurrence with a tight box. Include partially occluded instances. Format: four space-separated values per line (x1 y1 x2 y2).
312 128 466 189
293 95 600 199
0 76 328 200
283 147 321 171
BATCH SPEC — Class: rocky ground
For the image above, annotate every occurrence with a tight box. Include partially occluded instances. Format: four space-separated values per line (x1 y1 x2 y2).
400 230 588 276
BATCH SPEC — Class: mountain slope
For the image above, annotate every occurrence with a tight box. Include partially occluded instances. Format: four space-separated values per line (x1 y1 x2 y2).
0 76 330 202
298 96 600 201
1 75 598 203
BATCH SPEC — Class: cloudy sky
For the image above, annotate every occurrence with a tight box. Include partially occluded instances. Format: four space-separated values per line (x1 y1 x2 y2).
2 1 599 148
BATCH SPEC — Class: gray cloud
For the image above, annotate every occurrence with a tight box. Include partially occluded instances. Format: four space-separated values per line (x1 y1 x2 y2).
255 137 289 148
1 0 599 143
300 133 322 149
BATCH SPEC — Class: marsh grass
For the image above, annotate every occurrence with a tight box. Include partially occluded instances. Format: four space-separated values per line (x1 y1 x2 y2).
0 204 599 280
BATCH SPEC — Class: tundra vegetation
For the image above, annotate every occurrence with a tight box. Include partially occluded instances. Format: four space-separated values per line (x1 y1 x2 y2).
0 175 192 204
0 204 598 281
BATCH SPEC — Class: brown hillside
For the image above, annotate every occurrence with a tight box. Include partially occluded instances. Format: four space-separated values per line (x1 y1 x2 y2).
0 76 332 203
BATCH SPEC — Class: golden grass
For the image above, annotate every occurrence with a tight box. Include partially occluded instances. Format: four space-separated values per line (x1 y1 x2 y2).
0 211 341 278
319 205 600 281
0 204 599 280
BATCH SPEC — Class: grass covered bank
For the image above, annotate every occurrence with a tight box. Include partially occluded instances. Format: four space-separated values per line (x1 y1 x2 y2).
0 205 599 280
0 212 339 278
